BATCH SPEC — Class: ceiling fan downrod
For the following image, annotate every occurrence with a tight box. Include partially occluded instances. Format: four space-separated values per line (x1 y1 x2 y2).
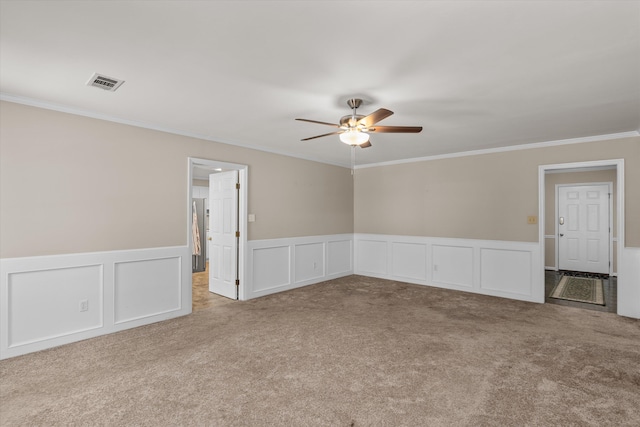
347 98 363 122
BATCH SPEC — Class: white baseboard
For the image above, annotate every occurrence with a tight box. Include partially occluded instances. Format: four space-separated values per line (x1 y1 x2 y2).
247 234 353 299
0 246 191 360
354 234 543 304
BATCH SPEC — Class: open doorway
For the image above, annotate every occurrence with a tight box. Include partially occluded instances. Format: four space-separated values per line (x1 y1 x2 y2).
538 159 624 314
188 158 248 310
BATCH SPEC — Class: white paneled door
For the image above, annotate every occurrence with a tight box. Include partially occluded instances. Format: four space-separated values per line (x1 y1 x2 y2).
209 170 239 299
558 184 610 274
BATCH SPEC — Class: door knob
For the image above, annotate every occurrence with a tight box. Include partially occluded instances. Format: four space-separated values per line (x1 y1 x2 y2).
207 237 212 241
559 233 564 237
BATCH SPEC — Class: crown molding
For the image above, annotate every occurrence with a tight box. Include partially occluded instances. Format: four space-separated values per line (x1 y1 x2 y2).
0 93 351 169
2 92 637 171
355 131 639 169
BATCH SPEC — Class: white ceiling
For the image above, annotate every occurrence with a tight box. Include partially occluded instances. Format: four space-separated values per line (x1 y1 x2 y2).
1 1 638 167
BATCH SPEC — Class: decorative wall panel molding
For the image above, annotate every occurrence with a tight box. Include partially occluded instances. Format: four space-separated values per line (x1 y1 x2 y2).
247 234 353 299
354 234 543 303
391 242 427 282
251 245 291 293
0 246 190 360
7 265 103 348
618 247 640 319
327 240 352 276
114 257 182 324
432 244 474 289
480 248 532 297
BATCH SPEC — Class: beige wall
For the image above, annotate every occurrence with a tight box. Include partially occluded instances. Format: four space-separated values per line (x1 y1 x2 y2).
0 101 354 258
3 100 638 260
544 169 617 270
354 137 639 246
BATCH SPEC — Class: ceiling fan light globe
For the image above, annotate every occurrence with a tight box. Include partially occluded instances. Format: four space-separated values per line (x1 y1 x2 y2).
339 129 370 146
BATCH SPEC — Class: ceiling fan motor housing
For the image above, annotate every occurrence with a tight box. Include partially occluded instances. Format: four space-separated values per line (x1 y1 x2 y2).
340 115 365 127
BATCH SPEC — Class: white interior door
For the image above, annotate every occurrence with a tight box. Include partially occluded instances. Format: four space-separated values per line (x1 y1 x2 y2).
208 170 239 299
558 184 610 274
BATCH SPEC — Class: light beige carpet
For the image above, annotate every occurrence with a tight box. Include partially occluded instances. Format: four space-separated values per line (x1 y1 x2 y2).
1 275 639 426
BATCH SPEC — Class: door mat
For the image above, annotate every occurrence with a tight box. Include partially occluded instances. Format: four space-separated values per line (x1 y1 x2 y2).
550 276 605 305
559 270 609 280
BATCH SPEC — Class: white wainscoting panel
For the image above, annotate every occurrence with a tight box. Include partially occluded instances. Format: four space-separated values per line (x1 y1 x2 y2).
247 234 353 299
327 240 352 276
295 243 324 283
356 239 388 276
480 248 532 297
432 244 473 289
618 247 640 319
7 265 103 347
355 234 542 304
114 257 182 324
252 246 291 293
0 246 190 360
391 242 427 282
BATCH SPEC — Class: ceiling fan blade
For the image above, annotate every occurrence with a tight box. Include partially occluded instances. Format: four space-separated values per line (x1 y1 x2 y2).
301 131 343 141
295 118 340 127
369 125 423 133
357 108 393 127
359 141 372 148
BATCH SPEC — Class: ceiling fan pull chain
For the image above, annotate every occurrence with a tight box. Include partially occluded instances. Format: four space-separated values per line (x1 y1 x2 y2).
351 146 356 176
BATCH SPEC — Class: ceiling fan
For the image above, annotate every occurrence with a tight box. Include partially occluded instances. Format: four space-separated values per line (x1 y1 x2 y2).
296 98 422 148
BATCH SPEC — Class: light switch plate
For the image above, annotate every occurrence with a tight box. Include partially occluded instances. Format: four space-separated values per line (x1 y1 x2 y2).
248 214 255 222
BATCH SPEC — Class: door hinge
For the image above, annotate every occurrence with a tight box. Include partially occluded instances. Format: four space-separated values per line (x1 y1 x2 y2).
236 183 240 190
235 231 240 238
235 279 240 286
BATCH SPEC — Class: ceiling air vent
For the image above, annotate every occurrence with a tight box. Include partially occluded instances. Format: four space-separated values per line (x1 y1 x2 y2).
86 72 125 92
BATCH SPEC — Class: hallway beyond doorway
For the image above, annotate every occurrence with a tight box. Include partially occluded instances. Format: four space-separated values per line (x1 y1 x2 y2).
192 263 232 311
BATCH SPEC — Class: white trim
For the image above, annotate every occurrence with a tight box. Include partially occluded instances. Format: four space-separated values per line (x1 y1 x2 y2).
188 158 249 301
356 131 638 169
0 246 190 360
2 93 638 170
546 165 616 174
539 159 632 317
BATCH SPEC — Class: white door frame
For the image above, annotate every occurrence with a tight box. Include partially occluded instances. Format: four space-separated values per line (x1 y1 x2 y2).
555 182 613 275
538 159 624 314
188 157 248 301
